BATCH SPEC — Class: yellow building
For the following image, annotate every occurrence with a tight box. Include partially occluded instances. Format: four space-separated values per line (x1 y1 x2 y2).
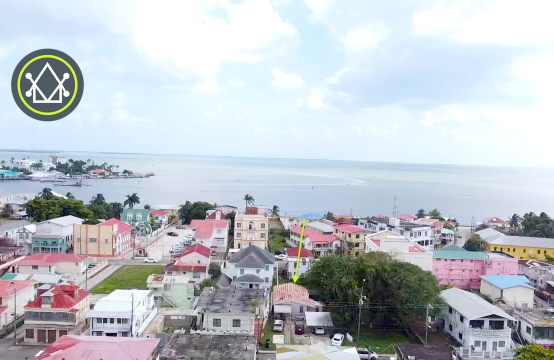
74 219 134 257
333 224 370 256
478 228 554 260
234 213 269 250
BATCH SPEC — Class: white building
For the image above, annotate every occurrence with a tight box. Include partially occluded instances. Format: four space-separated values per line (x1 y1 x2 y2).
0 220 32 241
358 217 435 251
149 209 169 228
190 219 229 252
33 215 82 253
441 288 514 359
12 159 37 170
0 280 36 332
17 254 89 283
16 224 36 251
228 246 275 288
480 275 535 308
88 289 157 337
0 192 36 213
286 247 314 279
164 244 210 283
365 231 433 272
514 308 554 348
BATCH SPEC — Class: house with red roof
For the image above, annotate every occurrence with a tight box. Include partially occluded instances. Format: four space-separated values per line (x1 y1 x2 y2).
289 225 341 257
365 231 433 272
286 247 314 279
17 254 89 282
0 279 36 333
150 209 169 227
190 219 229 253
37 335 160 360
73 218 134 257
483 216 508 229
87 169 110 176
333 224 371 256
272 283 323 320
164 244 211 283
23 281 90 344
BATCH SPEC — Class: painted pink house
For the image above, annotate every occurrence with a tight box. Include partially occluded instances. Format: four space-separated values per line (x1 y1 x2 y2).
433 245 518 290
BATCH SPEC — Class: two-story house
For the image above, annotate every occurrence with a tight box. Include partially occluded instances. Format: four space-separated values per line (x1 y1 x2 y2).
228 246 275 288
88 289 157 337
164 244 210 283
190 219 229 253
17 254 89 283
514 308 554 349
333 224 370 256
0 280 36 333
32 216 83 254
233 214 269 250
365 231 433 272
441 288 514 359
146 274 195 309
286 247 314 279
518 259 554 307
288 225 341 257
23 281 90 344
0 220 32 241
149 209 169 228
15 224 36 253
73 218 134 257
272 283 323 321
121 209 151 235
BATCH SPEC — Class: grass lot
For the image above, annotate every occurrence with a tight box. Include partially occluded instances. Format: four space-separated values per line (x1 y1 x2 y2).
91 265 163 294
269 234 288 254
356 330 414 353
260 320 281 351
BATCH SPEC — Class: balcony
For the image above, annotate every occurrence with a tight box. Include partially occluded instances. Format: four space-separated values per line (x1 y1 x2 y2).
457 347 514 359
467 328 511 337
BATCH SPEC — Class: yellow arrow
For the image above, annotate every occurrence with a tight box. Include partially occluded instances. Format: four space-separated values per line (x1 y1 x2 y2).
292 219 306 283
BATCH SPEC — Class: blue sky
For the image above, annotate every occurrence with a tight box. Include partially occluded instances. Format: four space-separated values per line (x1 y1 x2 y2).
1 0 554 167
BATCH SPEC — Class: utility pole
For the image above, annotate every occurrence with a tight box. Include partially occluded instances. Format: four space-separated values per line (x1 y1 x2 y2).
12 284 17 346
85 266 88 292
357 279 366 346
130 293 134 337
425 304 433 345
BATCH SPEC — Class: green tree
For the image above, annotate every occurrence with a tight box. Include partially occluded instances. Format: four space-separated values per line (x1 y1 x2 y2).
208 263 222 279
10 157 14 168
179 201 193 224
40 188 54 200
25 197 93 222
272 205 280 217
416 209 426 218
144 204 151 209
83 219 100 225
243 194 255 209
66 192 75 199
169 214 177 224
428 208 441 218
509 214 520 230
515 344 554 359
199 278 215 289
109 202 123 219
1 204 13 218
463 235 486 251
123 193 140 208
325 211 334 221
90 194 107 206
0 160 5 169
191 202 214 220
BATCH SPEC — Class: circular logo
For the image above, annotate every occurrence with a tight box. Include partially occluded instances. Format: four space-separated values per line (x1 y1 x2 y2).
11 49 84 121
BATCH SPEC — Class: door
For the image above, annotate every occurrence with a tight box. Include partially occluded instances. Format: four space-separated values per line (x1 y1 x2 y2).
482 341 487 351
58 330 68 337
37 330 46 343
493 342 498 351
47 330 56 343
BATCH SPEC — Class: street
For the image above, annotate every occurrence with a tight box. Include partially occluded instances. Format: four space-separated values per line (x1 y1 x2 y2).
144 227 190 260
0 327 46 360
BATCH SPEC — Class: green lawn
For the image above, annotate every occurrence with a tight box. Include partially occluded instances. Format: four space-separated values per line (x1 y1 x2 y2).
260 320 281 351
356 330 414 353
269 234 288 254
91 265 164 294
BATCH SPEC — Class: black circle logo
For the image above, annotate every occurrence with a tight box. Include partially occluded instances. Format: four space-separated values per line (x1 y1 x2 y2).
11 49 84 121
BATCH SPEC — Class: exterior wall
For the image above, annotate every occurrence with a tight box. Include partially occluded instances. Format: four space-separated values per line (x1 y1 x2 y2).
55 260 88 279
32 236 66 254
36 222 79 251
0 285 36 330
286 257 312 278
480 281 503 302
487 244 554 261
396 252 433 272
334 229 367 256
433 258 485 289
180 253 210 266
485 256 519 276
234 215 269 250
1 224 27 240
18 264 55 274
502 286 534 308
149 283 195 309
518 317 554 346
228 263 274 287
202 312 256 334
74 224 114 256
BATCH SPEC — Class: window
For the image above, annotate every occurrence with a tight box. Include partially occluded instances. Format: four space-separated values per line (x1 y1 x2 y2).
193 272 200 279
236 232 241 238
265 277 269 283
213 319 221 327
232 319 241 327
459 315 464 322
499 341 505 348
538 250 541 254
513 248 516 252
265 265 269 271
356 234 360 239
164 284 172 291
494 247 497 251
110 318 115 324
458 333 463 340
302 258 306 265
117 318 122 324
127 214 133 220
89 237 97 243
26 329 34 339
526 326 532 334
121 319 128 324
136 213 142 220
256 269 260 274
523 249 526 253
474 341 481 347
448 307 452 314
240 268 245 275
261 223 266 229
237 223 241 228
261 233 266 239
103 318 108 324
121 332 129 337
32 265 38 270
105 238 109 244
500 247 503 252
449 324 453 331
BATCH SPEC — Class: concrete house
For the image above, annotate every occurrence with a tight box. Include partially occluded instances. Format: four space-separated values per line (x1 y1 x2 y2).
272 283 323 321
88 289 157 337
228 246 275 288
0 280 36 333
147 274 195 309
233 213 269 250
150 209 169 227
190 219 229 253
0 220 32 241
32 216 83 254
365 231 433 272
121 209 151 226
480 275 535 308
286 247 314 279
514 308 554 349
288 225 341 257
23 281 90 344
440 288 514 359
164 244 210 283
333 224 370 256
478 228 554 261
74 218 134 257
17 254 89 283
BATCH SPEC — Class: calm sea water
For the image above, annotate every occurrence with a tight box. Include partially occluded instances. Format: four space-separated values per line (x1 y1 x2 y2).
1 150 553 225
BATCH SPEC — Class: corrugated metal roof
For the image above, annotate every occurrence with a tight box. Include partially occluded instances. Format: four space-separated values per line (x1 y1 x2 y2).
433 246 486 260
480 275 535 290
441 288 515 321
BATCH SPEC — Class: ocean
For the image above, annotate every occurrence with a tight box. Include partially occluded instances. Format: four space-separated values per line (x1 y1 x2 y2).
1 149 554 225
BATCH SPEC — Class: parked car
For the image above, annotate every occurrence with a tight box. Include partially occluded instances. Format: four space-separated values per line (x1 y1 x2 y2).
275 254 287 261
331 333 344 346
144 257 158 263
167 232 178 236
314 326 325 335
294 323 304 335
356 348 378 360
273 320 284 332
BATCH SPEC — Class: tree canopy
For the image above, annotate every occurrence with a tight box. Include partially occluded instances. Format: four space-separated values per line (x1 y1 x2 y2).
208 263 222 279
515 344 554 360
179 201 215 224
123 193 140 208
25 197 93 222
463 234 486 251
86 194 123 220
302 253 443 329
243 194 255 208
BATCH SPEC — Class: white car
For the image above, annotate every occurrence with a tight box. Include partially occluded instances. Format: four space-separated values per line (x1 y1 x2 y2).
273 320 284 332
314 326 325 335
331 333 344 346
275 254 287 261
357 348 378 360
144 257 158 263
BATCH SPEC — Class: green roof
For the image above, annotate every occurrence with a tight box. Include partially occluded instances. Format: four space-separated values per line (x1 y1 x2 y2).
121 208 150 221
1 273 17 280
433 245 486 260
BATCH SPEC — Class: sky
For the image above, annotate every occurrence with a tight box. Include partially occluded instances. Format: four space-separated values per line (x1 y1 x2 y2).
1 0 554 167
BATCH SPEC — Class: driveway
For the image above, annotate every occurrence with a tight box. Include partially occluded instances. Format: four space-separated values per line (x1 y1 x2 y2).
146 227 189 260
310 333 331 346
0 328 46 360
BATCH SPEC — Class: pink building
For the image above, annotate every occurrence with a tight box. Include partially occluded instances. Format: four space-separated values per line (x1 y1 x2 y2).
433 245 518 290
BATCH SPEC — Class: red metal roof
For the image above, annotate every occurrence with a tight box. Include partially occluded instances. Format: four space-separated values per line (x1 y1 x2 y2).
273 283 316 307
190 219 228 239
0 306 8 315
18 254 88 266
26 282 89 310
0 279 35 296
333 224 367 233
38 335 160 360
399 214 417 221
101 218 133 234
286 247 313 258
165 263 207 272
181 243 211 258
150 209 169 216
290 225 340 244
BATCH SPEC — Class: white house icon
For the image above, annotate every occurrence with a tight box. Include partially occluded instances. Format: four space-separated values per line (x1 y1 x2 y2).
25 62 70 104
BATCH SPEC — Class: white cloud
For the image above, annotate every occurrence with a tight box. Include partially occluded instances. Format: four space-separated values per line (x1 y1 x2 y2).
341 24 389 53
271 68 304 89
413 0 554 45
228 78 245 88
204 111 214 117
297 88 327 111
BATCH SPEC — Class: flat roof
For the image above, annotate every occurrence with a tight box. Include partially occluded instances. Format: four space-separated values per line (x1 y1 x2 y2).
514 308 554 327
395 344 454 360
160 333 256 360
196 286 266 314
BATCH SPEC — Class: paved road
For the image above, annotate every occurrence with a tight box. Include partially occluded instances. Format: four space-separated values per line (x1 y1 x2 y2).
83 264 121 291
146 227 191 260
0 327 46 360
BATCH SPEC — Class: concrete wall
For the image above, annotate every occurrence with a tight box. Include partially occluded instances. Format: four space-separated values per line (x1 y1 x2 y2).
502 286 534 308
234 215 269 250
202 312 256 334
74 224 114 256
433 258 485 289
180 252 210 266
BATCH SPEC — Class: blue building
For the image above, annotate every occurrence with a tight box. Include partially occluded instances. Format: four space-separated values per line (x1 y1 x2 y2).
0 170 19 178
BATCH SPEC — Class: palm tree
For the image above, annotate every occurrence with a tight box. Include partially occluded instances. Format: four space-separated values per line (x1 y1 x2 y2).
0 160 5 169
1 204 13 218
66 192 75 199
243 194 255 209
40 188 53 200
124 193 140 208
86 159 91 168
91 194 106 205
10 157 14 168
416 209 426 219
509 214 521 230
272 205 280 217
